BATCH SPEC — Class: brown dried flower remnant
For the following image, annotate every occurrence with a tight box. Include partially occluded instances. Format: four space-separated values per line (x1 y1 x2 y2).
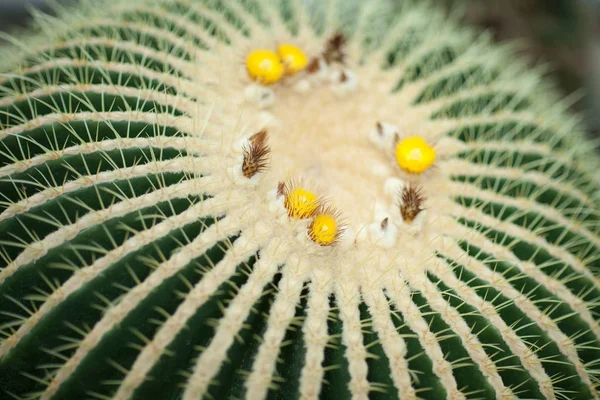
339 71 348 83
306 57 321 74
400 184 425 223
323 32 346 64
276 181 286 197
380 217 389 230
306 32 346 75
242 129 270 178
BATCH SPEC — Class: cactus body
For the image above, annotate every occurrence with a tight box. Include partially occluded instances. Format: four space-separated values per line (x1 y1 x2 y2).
0 0 599 399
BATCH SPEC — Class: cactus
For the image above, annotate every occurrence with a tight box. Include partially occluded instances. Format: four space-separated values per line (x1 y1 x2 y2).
0 0 599 399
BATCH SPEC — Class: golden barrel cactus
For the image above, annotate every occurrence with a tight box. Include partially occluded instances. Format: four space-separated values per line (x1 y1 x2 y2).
0 0 599 399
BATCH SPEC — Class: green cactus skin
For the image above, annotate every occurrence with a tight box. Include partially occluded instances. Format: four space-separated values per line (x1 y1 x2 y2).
0 0 599 399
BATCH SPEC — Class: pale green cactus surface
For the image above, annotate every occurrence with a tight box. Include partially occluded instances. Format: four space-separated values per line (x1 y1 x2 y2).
0 0 599 399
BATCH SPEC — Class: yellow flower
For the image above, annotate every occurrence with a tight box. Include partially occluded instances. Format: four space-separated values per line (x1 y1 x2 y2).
309 214 339 246
246 49 284 84
395 136 436 173
284 187 319 219
278 44 308 75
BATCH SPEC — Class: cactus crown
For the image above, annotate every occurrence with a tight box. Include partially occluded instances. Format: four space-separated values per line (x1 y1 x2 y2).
0 0 599 399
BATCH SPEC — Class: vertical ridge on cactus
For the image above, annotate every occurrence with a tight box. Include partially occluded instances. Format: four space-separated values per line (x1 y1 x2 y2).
0 0 598 399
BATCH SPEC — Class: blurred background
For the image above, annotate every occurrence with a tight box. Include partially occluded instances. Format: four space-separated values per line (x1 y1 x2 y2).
1 0 599 139
441 0 600 140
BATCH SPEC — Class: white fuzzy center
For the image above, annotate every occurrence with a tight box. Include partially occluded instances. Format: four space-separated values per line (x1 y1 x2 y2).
265 81 394 228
